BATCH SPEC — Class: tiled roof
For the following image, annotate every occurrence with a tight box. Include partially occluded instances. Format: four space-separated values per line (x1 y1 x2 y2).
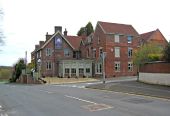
140 30 155 42
98 21 139 36
66 36 82 50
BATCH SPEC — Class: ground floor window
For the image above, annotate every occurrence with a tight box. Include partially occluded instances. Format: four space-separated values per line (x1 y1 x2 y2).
128 62 133 71
71 68 76 74
46 61 52 70
65 68 70 74
115 61 120 72
86 68 90 73
79 68 84 74
96 63 102 74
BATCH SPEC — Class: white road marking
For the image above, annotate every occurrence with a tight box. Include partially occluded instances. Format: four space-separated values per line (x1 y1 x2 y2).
65 95 97 104
53 84 85 88
39 90 54 94
0 105 2 108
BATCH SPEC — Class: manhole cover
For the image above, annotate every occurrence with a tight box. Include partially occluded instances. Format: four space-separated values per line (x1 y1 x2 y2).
82 104 113 112
122 98 153 104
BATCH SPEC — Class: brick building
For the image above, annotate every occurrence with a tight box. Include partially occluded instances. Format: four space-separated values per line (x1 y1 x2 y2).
140 29 168 47
31 21 168 78
32 27 93 77
81 21 139 77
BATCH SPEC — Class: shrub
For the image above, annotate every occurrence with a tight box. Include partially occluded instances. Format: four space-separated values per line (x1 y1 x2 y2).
148 54 161 61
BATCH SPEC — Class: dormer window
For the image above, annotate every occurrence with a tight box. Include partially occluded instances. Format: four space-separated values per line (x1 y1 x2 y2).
114 34 120 43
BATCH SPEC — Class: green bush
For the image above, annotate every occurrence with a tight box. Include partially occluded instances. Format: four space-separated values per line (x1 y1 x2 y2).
148 54 161 61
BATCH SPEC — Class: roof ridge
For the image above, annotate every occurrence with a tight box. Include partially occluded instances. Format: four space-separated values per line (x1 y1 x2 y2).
98 21 132 26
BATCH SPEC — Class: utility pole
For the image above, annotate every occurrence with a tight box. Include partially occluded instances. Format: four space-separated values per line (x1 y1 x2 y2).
102 52 106 84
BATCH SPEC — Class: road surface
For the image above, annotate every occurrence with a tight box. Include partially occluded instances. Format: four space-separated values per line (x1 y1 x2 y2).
0 82 170 116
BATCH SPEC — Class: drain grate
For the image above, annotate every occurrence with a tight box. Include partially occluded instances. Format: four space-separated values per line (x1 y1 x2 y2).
122 98 153 104
82 104 113 112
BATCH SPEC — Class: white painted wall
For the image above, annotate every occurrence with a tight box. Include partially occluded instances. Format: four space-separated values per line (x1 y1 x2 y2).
139 73 170 86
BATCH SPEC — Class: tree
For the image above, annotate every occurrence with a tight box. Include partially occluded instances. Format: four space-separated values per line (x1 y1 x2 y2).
10 58 26 82
163 42 170 62
77 27 85 36
133 43 162 80
77 22 94 36
85 22 94 36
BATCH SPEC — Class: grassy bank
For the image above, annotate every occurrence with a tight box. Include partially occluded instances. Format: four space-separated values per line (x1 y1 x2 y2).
0 66 12 82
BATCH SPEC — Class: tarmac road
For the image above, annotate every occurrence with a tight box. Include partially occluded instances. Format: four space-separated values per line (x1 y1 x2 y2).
0 81 170 116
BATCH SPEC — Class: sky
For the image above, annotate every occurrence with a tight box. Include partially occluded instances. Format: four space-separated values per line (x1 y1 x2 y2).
0 0 170 66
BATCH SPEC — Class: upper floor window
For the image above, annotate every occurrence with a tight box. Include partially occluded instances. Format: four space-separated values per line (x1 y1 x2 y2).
115 61 120 72
114 34 120 43
97 36 100 44
127 36 133 43
128 47 133 58
93 49 96 58
37 51 41 58
115 47 120 58
55 37 62 49
87 48 90 58
99 47 103 57
64 48 70 57
46 48 51 56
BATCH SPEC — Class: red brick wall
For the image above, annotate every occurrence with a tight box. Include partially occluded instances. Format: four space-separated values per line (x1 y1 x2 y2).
92 24 139 77
140 62 170 73
41 34 76 77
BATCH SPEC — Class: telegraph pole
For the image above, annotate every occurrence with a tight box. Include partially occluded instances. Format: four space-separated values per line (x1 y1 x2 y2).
102 52 106 84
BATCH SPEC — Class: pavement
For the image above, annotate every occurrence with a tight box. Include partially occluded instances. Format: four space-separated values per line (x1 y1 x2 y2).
86 79 170 100
42 77 99 84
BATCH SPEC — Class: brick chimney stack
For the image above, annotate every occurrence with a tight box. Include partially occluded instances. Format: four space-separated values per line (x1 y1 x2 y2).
39 41 44 47
55 26 62 33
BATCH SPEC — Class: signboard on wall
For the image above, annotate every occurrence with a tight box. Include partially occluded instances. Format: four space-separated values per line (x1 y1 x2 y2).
55 37 62 49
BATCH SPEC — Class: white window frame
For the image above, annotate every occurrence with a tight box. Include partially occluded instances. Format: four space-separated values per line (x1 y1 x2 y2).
65 68 70 74
115 47 120 58
99 47 103 58
127 36 133 43
64 48 70 57
86 68 90 73
46 48 51 56
93 49 96 58
96 63 102 74
114 61 120 72
114 34 120 43
46 61 52 70
128 62 133 71
97 36 100 44
71 68 76 75
128 47 133 58
79 68 84 75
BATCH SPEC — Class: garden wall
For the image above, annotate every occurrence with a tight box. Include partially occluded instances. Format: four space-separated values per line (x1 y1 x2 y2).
139 62 170 86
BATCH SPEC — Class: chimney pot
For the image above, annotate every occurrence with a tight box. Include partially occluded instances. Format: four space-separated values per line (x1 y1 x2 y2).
64 28 67 36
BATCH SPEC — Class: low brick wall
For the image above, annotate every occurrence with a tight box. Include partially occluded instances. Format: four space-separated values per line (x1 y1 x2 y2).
139 62 170 86
18 74 41 84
